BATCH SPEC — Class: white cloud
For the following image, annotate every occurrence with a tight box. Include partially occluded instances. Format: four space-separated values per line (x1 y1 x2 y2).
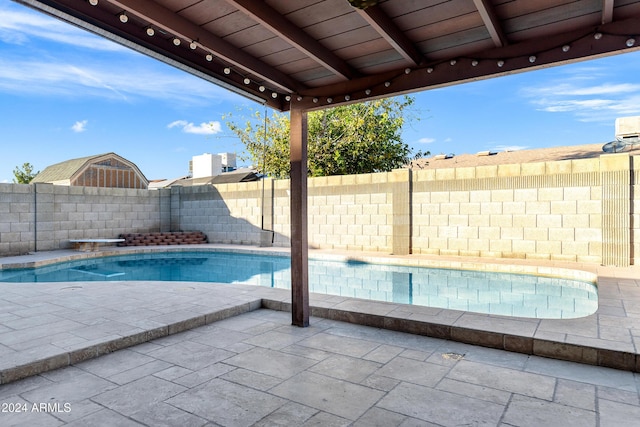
0 6 125 52
0 4 242 106
0 57 234 105
71 120 88 133
524 83 640 98
520 66 640 123
168 120 222 135
492 145 528 152
417 137 435 144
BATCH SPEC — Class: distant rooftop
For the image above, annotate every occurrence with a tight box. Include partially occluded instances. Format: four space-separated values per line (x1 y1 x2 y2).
409 143 640 170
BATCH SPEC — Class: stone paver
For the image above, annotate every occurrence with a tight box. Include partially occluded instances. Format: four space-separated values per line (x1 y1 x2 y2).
0 309 637 426
1 246 640 425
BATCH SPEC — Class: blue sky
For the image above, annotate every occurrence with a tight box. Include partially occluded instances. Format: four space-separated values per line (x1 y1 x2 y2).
2 0 640 183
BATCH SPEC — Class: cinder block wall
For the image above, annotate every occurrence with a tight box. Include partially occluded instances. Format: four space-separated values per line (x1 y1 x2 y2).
0 153 637 266
0 183 166 255
305 171 398 253
197 171 403 252
0 183 34 255
174 182 265 245
411 157 606 263
272 179 290 247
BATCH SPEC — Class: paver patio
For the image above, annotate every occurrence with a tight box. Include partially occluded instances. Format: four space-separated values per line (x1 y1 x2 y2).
0 245 639 425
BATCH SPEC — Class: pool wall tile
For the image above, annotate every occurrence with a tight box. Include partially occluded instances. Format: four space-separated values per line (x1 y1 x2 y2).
450 327 503 349
503 335 533 354
532 340 585 363
597 349 637 371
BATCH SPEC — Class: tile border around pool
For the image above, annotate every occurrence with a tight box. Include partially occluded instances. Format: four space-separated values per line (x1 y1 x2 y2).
1 290 637 386
0 245 598 284
261 296 639 373
1 244 638 385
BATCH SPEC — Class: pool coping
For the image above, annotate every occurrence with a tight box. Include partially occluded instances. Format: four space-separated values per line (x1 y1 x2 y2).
0 245 598 284
0 244 638 384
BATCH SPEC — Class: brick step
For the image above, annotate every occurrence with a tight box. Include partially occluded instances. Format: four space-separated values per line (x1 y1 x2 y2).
117 231 208 246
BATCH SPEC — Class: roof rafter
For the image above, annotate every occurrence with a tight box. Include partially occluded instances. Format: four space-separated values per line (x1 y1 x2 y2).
473 0 508 47
602 0 614 24
107 0 304 93
354 4 423 66
226 0 358 80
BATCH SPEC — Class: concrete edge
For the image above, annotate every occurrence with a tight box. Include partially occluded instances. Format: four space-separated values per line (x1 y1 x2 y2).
3 297 636 387
0 299 262 385
261 299 639 373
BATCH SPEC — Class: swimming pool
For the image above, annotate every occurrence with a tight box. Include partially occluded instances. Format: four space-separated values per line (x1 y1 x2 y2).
0 251 597 319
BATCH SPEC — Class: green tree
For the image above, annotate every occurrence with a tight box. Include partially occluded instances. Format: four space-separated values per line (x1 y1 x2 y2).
225 96 422 178
13 162 39 184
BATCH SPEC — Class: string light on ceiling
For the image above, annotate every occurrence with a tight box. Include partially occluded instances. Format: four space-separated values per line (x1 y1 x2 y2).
284 27 640 107
87 2 293 106
298 28 640 107
98 1 640 109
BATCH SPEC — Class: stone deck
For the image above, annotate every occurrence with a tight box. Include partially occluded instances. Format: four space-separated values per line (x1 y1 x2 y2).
0 245 639 425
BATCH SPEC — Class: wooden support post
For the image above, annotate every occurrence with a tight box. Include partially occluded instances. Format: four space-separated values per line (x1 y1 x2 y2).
289 106 309 326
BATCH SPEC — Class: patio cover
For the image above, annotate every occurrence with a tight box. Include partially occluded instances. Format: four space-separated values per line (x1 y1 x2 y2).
16 0 640 326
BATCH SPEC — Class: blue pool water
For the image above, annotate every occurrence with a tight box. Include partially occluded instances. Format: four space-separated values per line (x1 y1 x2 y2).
0 251 597 319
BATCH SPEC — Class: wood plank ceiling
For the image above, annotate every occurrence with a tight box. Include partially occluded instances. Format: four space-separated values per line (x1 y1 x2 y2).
18 0 640 112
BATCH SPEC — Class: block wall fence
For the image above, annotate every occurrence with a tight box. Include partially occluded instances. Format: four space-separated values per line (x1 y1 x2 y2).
0 152 637 266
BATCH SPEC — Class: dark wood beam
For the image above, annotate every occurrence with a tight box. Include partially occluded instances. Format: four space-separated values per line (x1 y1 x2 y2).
472 0 508 47
289 104 309 327
602 0 614 24
106 0 304 93
294 17 640 111
227 0 358 80
355 5 423 66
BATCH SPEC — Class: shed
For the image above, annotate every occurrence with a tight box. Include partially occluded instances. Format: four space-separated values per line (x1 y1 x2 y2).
32 153 148 189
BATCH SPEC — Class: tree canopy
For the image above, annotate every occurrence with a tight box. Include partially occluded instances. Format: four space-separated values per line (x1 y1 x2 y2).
13 163 39 184
225 96 425 178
